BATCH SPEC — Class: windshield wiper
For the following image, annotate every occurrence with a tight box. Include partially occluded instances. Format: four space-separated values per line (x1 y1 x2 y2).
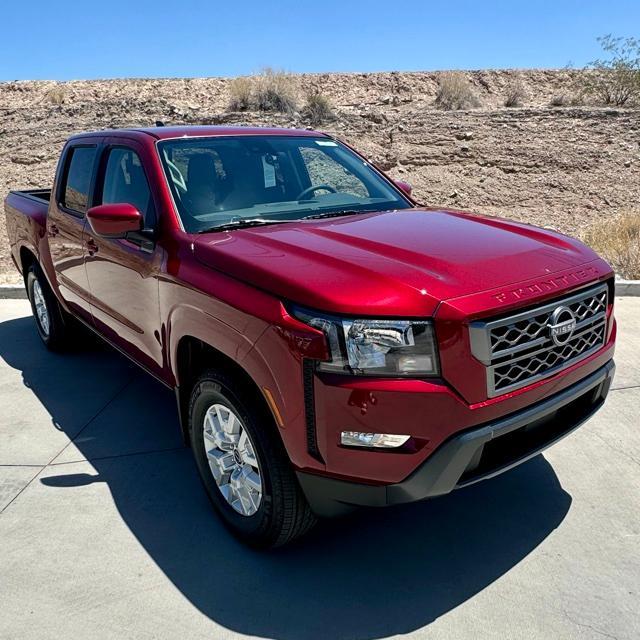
197 218 287 233
303 209 376 221
198 209 378 232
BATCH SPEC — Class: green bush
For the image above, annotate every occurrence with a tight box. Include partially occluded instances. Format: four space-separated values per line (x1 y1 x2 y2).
583 35 640 106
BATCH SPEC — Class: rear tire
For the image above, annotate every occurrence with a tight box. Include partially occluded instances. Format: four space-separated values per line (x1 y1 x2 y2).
189 369 316 548
26 265 71 351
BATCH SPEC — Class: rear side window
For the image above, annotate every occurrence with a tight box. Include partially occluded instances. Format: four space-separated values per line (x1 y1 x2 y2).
100 147 155 226
61 146 97 214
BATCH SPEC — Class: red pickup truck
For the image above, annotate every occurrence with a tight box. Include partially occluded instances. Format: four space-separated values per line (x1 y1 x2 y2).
4 126 616 547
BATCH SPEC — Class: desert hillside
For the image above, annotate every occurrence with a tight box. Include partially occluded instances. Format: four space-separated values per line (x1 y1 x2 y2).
1 69 639 283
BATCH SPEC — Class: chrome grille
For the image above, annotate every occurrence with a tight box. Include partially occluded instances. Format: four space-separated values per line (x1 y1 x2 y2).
470 283 608 397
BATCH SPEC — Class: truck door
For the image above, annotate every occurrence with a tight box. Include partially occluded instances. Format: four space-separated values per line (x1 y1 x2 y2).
46 142 98 324
83 139 165 380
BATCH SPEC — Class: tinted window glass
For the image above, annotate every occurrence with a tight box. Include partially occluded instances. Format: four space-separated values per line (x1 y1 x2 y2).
159 136 411 233
101 148 155 226
299 146 368 197
62 146 97 213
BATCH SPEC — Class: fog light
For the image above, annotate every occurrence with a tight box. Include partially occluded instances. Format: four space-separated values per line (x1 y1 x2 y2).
341 431 410 448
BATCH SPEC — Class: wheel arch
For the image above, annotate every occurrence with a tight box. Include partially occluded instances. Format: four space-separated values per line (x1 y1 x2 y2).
19 245 38 280
174 334 282 447
19 244 58 301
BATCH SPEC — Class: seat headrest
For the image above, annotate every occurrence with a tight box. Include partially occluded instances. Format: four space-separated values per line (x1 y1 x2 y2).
187 154 218 187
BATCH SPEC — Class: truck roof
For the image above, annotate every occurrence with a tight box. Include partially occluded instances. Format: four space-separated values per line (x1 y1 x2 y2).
70 125 326 141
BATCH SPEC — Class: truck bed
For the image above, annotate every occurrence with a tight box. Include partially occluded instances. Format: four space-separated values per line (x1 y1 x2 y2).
4 189 52 277
10 188 52 203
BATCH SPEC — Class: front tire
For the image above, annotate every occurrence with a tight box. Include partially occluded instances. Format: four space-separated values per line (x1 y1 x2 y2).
189 370 316 548
26 265 71 351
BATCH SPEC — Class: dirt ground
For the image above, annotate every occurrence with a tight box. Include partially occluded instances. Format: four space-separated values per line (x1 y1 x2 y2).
1 69 639 284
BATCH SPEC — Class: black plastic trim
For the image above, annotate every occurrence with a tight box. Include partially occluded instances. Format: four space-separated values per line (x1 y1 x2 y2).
303 359 323 462
56 143 101 218
297 360 615 517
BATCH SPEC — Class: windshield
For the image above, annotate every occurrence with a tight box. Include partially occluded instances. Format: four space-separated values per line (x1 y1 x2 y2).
157 135 412 232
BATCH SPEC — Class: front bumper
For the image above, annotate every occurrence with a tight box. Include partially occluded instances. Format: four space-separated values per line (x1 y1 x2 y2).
297 360 615 517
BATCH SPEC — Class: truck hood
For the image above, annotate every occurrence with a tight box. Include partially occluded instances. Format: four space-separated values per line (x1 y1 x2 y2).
193 208 602 316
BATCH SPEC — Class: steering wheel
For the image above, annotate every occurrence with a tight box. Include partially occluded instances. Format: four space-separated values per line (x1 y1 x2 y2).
296 184 337 200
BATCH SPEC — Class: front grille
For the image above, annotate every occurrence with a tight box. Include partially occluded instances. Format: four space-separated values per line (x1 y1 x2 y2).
469 283 608 397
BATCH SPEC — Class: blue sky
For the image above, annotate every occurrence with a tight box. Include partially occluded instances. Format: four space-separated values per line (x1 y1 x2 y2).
1 0 638 81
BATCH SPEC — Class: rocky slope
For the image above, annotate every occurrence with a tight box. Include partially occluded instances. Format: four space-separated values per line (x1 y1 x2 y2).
1 70 639 284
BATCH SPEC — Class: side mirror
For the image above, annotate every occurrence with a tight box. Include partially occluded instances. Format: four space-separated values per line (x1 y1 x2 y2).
394 180 413 197
86 203 143 239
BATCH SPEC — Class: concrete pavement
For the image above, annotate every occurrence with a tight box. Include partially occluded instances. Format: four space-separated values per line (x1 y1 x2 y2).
0 298 638 640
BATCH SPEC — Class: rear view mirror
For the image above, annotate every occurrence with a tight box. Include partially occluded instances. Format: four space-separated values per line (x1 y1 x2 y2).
394 180 413 197
86 203 143 239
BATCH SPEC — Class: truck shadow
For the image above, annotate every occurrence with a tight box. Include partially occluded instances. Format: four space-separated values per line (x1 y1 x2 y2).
0 315 572 640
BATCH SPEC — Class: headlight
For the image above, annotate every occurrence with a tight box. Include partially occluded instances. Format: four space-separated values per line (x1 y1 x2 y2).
292 308 439 376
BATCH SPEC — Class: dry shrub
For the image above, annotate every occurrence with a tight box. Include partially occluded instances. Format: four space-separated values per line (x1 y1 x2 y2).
582 212 640 279
504 79 527 107
550 91 585 107
45 86 65 105
254 67 297 113
228 77 253 111
434 72 480 110
303 91 334 125
569 91 586 106
550 94 570 107
552 93 586 107
583 35 640 106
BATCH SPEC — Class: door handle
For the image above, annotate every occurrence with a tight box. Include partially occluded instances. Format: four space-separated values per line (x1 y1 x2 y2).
86 238 99 256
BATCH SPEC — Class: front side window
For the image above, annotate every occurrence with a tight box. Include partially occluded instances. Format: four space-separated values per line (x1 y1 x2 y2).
158 136 411 233
61 146 97 214
100 148 155 226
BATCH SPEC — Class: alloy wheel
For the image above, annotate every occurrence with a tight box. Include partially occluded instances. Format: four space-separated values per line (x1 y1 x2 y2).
202 403 263 516
32 280 50 337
